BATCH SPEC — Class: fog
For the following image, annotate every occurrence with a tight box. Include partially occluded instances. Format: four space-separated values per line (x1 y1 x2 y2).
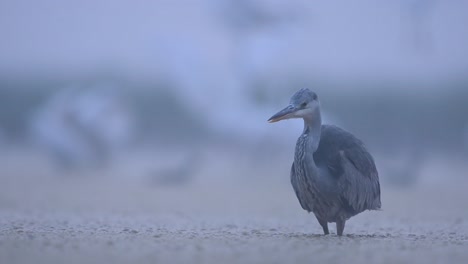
0 1 467 263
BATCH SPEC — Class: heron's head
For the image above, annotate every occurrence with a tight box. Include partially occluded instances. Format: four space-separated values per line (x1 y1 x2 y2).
268 88 319 123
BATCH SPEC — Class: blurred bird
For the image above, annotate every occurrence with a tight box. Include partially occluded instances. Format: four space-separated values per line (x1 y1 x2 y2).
147 151 200 187
268 88 381 236
379 148 422 187
30 87 134 170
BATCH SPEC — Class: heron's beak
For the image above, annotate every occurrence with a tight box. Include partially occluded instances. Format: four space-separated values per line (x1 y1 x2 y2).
268 105 297 123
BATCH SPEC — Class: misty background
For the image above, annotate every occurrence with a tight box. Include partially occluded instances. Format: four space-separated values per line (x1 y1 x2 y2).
0 0 468 215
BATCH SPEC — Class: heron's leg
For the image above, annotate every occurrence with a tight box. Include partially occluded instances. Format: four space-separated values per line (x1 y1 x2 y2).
336 219 346 236
316 217 329 235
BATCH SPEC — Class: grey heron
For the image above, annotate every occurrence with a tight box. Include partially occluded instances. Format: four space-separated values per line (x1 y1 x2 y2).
268 88 381 236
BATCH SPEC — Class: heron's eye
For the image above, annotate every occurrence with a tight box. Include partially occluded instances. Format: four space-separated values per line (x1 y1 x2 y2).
300 102 307 108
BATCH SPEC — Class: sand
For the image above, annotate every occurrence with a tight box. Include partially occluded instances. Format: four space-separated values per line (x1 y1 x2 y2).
0 148 467 264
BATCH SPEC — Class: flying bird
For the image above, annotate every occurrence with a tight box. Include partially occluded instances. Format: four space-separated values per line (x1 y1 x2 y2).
268 88 381 236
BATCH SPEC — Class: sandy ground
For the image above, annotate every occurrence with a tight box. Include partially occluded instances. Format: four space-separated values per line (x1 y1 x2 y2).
0 147 467 264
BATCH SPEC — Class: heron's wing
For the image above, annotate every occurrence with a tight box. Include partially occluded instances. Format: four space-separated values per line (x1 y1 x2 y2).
336 148 381 214
290 162 310 211
318 125 381 214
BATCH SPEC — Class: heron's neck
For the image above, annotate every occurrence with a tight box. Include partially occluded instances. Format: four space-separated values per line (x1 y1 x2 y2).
295 111 322 182
303 109 322 153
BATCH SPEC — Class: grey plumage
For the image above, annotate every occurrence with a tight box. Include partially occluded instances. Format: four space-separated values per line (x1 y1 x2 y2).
268 88 381 236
